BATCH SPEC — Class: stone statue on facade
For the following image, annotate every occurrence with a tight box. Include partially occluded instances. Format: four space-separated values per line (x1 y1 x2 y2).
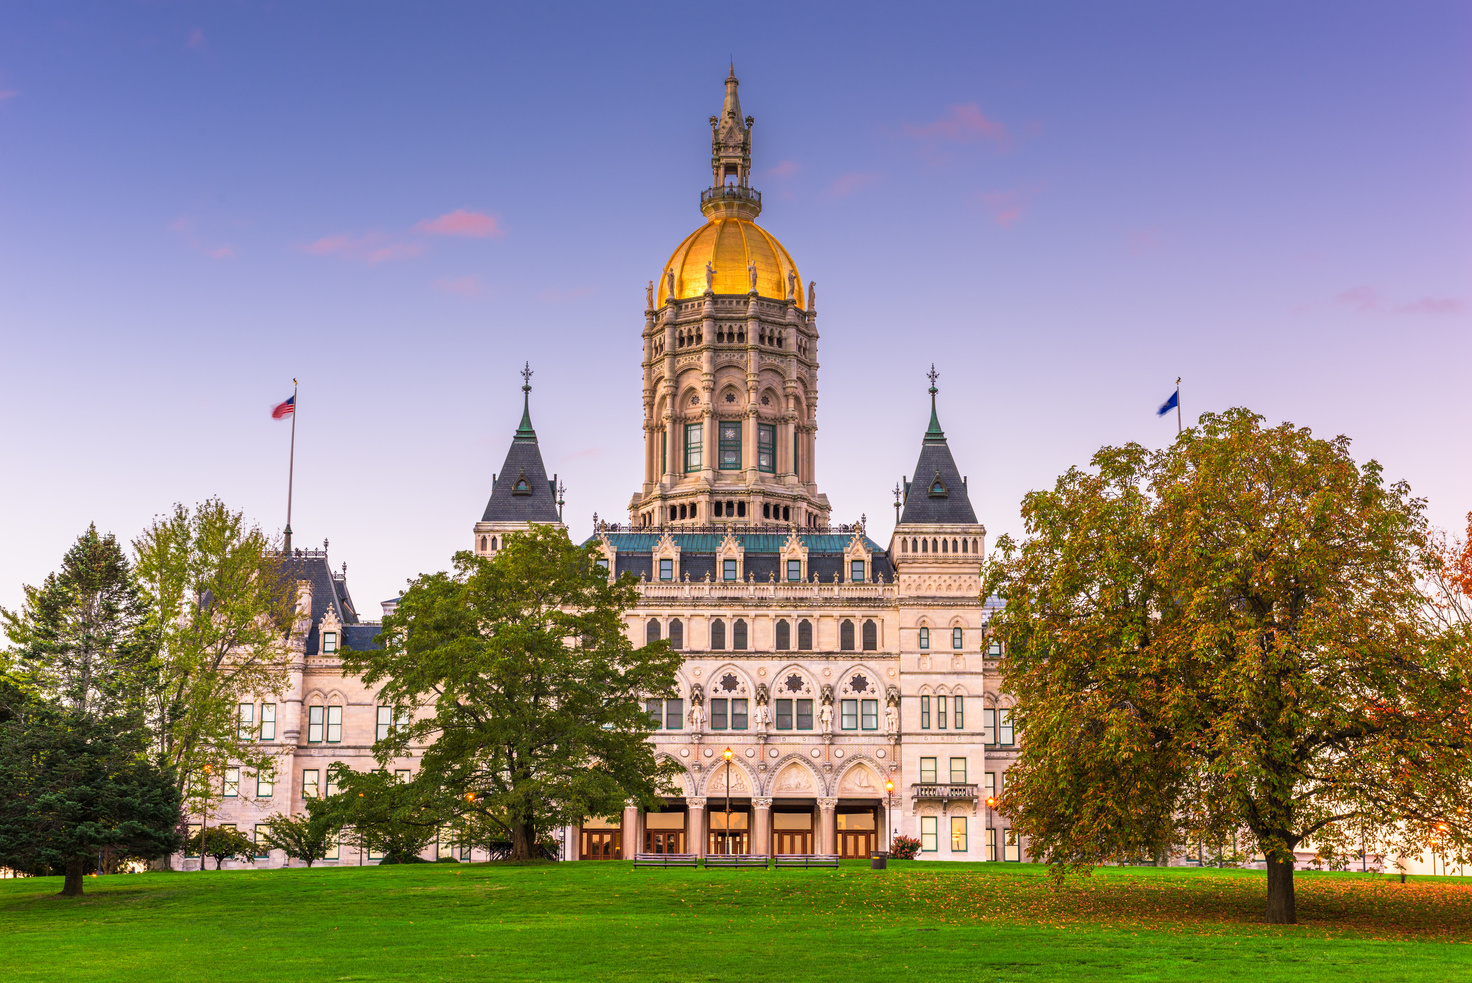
819 702 834 732
787 269 796 301
667 267 676 298
688 701 705 731
807 280 816 309
748 261 758 292
705 262 716 292
884 703 899 736
646 280 654 308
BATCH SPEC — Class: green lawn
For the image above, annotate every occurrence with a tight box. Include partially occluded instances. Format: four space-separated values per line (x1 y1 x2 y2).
1 860 1469 982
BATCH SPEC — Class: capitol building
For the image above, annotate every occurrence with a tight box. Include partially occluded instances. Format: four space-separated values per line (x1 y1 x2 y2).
192 69 1023 866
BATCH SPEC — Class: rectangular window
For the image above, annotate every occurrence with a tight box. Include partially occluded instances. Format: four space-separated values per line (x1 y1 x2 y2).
595 557 609 571
376 706 392 741
325 705 343 743
723 558 738 581
256 767 274 798
325 831 339 861
999 708 1015 746
987 639 1002 657
860 699 879 730
775 698 793 730
951 817 968 852
850 559 864 583
393 769 410 783
1003 828 1020 862
920 816 938 853
659 558 673 581
718 421 741 470
757 424 776 473
920 627 930 650
953 696 964 730
325 771 341 797
937 697 947 730
795 698 813 730
786 559 801 581
684 422 703 472
308 705 324 743
920 757 937 784
983 708 997 745
731 698 748 730
949 757 967 784
254 824 270 859
840 699 858 730
987 827 997 862
984 771 996 803
185 823 201 857
260 703 276 741
646 699 663 729
920 695 931 730
665 698 684 731
223 767 240 797
322 631 337 653
710 698 728 730
302 769 320 799
237 703 254 739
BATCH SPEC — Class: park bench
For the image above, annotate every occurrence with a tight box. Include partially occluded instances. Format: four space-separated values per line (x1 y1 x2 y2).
633 853 699 868
773 854 841 869
703 855 769 869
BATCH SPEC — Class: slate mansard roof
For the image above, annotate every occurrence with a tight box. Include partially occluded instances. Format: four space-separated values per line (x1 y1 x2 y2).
898 393 978 526
274 549 382 655
480 391 561 524
585 531 896 584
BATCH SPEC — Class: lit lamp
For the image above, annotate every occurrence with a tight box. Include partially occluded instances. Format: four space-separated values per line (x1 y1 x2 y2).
986 796 997 862
723 747 734 856
883 779 895 867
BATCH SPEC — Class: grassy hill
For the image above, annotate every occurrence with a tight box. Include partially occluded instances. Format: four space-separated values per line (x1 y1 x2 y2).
1 860 1469 982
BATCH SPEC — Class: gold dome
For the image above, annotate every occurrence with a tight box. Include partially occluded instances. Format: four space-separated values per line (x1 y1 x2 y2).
657 216 803 309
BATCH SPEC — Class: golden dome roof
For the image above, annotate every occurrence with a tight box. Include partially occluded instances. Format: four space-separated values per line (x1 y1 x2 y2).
657 215 803 309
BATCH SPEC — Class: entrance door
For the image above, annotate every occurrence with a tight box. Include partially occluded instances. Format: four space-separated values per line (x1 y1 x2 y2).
839 831 875 858
774 830 813 855
580 830 620 860
709 830 750 855
645 830 685 854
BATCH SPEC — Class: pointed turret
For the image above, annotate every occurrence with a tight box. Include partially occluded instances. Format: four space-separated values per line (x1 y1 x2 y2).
704 67 759 220
899 366 977 525
473 363 564 556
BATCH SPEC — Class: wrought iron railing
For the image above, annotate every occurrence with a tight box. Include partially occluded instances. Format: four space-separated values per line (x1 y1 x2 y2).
596 522 864 536
700 186 762 207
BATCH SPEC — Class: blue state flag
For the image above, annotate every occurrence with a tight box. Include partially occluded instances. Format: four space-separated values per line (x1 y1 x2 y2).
1157 390 1179 416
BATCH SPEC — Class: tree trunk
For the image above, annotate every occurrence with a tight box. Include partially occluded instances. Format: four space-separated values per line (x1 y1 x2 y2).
510 822 535 861
1266 856 1296 924
59 858 87 898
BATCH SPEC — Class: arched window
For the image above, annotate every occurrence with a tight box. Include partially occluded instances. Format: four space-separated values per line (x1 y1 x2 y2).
911 538 918 552
646 619 661 645
900 539 908 553
921 538 928 553
941 538 948 553
733 619 748 651
479 536 487 552
932 538 939 553
952 626 963 650
919 626 930 650
961 538 968 553
797 619 813 651
491 537 498 550
862 619 877 651
775 619 791 651
710 619 727 650
952 539 959 553
669 620 684 651
839 619 855 651
670 506 677 521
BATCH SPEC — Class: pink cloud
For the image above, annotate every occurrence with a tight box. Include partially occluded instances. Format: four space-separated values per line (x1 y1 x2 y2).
300 232 421 264
904 103 1010 149
825 172 880 198
203 246 236 260
433 275 484 296
1334 287 1382 313
765 160 801 180
979 184 1045 227
0 90 17 102
414 209 504 238
185 27 206 52
168 214 234 259
1396 297 1462 315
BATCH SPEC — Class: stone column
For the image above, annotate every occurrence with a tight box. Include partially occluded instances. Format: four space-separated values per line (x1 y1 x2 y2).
622 804 640 860
752 797 772 857
688 796 707 858
818 797 837 856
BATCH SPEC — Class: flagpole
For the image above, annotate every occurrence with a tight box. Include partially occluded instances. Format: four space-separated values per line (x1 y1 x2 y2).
1175 377 1182 435
285 378 297 553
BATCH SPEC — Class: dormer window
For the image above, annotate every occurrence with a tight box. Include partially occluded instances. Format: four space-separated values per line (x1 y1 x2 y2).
929 472 948 497
659 558 674 581
513 478 531 495
322 631 337 654
850 559 865 583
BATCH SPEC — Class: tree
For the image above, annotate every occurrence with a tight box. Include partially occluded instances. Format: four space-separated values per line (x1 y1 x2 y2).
2 524 152 719
131 499 295 815
983 408 1472 924
0 703 181 896
323 766 440 863
185 824 256 870
258 805 338 867
342 525 683 860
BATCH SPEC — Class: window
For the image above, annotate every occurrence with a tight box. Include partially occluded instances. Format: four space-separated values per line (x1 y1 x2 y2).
325 705 342 743
850 559 864 583
984 772 996 803
322 631 337 653
786 559 801 581
950 757 967 784
659 558 673 581
669 620 683 651
723 558 738 581
953 696 964 730
986 827 997 862
661 429 668 474
307 705 324 743
238 703 254 739
840 699 858 730
646 699 663 728
775 699 793 730
775 620 790 650
861 699 879 730
684 422 703 472
839 619 854 651
647 618 662 645
999 708 1015 746
952 627 963 650
796 699 813 730
951 817 968 852
394 769 410 783
223 767 239 797
920 695 931 729
376 706 409 742
665 699 684 730
718 421 741 470
920 816 938 852
733 619 747 650
302 769 320 799
797 619 813 650
254 824 270 859
757 424 776 473
937 696 947 730
983 708 997 745
260 704 276 741
919 626 930 650
920 757 937 783
711 698 728 730
987 639 1002 657
595 557 609 571
711 619 726 650
862 619 877 651
325 832 340 861
731 698 748 730
1003 828 1021 862
256 767 274 798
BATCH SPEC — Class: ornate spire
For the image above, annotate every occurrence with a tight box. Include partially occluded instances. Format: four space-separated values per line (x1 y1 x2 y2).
926 364 945 442
704 67 759 220
515 361 536 441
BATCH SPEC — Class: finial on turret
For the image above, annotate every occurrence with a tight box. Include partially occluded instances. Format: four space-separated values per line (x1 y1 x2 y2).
515 362 537 440
521 361 534 392
893 481 903 524
925 364 946 442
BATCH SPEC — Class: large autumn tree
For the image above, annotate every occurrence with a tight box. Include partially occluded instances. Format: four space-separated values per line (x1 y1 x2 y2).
983 408 1472 924
343 525 682 860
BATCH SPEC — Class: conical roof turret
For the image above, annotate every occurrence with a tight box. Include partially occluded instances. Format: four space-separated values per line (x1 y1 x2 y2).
899 365 977 525
481 363 560 524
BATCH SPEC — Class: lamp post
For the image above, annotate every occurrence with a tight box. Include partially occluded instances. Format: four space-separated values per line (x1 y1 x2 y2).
722 747 734 855
986 796 997 862
884 780 895 854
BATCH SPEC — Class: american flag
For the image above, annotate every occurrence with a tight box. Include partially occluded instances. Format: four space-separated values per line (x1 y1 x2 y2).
271 395 295 420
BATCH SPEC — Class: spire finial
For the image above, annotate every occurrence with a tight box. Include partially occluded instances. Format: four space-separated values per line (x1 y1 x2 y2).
521 361 534 392
925 364 945 442
515 362 536 440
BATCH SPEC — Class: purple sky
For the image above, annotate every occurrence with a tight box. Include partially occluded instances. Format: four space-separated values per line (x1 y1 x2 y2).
2 2 1468 615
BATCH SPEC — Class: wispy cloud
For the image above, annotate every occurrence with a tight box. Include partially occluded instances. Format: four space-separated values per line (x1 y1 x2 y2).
1334 286 1382 313
434 275 484 296
185 27 207 52
0 90 17 103
414 209 504 238
825 172 880 199
168 214 235 259
1333 286 1462 315
1397 296 1463 315
903 103 1011 149
979 183 1045 227
300 232 422 264
765 160 801 181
